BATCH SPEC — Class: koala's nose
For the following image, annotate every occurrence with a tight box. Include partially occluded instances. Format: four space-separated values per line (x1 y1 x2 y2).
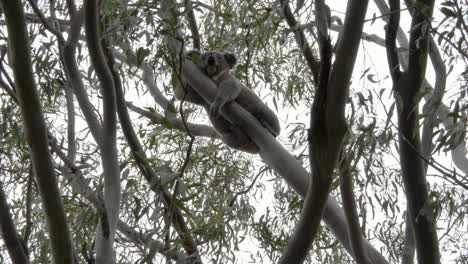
207 56 216 65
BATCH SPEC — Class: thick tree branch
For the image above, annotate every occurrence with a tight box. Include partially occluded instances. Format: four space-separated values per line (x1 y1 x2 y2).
400 0 448 172
280 0 369 262
84 1 121 263
22 169 33 253
381 3 416 263
401 213 416 264
375 0 467 188
0 0 75 262
385 0 441 262
279 1 336 262
64 82 77 162
0 184 29 264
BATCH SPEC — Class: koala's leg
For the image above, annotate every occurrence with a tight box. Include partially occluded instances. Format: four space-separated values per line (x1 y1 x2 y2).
207 109 259 153
209 78 243 118
254 106 281 137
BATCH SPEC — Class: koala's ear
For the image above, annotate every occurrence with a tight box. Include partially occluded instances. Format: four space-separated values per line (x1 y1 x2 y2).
224 52 237 68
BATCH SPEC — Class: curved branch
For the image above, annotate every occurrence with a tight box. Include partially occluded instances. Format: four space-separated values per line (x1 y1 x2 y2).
279 1 335 262
112 49 173 110
84 1 121 262
62 9 104 141
339 153 371 264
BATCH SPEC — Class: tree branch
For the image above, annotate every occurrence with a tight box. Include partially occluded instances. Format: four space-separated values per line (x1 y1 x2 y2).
184 0 201 50
279 0 320 82
279 0 335 262
159 0 388 263
339 151 371 264
385 0 401 83
84 1 121 262
102 41 202 262
112 49 173 111
385 0 441 262
61 9 104 141
0 184 29 264
126 102 219 139
0 0 74 262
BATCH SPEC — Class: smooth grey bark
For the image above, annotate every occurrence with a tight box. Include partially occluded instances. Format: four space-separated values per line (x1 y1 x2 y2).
84 1 121 263
0 0 75 263
159 0 388 263
112 48 173 110
64 82 77 162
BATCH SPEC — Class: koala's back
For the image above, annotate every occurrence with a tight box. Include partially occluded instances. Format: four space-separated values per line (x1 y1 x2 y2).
235 84 281 136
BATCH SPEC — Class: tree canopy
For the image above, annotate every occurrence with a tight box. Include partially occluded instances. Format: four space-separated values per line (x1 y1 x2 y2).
0 0 466 263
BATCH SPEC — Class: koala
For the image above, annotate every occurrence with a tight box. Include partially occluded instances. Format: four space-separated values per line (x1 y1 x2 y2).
173 50 280 153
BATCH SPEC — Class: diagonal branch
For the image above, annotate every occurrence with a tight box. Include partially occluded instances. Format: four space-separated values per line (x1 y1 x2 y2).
279 0 320 82
112 49 173 110
0 184 29 264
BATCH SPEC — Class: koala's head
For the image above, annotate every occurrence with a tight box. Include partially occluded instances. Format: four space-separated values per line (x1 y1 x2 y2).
200 51 237 77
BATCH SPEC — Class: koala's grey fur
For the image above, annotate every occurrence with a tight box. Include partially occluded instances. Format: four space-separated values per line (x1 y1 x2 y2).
174 50 280 153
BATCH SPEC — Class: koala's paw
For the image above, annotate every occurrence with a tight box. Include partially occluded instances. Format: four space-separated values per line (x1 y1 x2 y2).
259 118 279 137
209 101 222 118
